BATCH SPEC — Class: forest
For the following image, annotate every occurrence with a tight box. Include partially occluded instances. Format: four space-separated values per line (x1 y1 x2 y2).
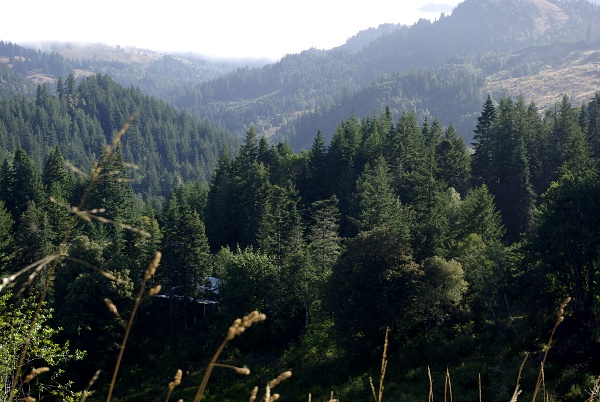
1 71 600 401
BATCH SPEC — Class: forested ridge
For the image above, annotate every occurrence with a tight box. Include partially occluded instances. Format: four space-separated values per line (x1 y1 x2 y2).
2 0 600 151
0 74 236 204
1 81 600 400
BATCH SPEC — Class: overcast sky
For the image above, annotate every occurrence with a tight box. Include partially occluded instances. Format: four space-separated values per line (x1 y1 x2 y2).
1 1 461 60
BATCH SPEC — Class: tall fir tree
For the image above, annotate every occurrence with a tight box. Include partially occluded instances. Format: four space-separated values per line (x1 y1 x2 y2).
471 94 497 187
350 156 409 237
161 187 212 332
9 147 45 222
435 123 471 195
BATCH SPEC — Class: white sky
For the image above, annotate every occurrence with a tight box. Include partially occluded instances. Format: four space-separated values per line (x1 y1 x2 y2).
1 0 461 60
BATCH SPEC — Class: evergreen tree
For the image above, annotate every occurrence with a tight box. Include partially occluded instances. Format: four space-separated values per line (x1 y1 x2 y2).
458 185 504 244
87 146 137 225
0 200 15 275
395 111 427 204
42 146 74 244
237 162 271 249
161 187 212 332
586 92 600 163
299 130 328 206
349 156 408 236
471 94 496 187
9 147 45 222
257 183 304 262
0 159 13 210
492 96 535 242
306 196 342 277
435 123 471 195
13 201 52 294
42 145 73 193
205 150 237 251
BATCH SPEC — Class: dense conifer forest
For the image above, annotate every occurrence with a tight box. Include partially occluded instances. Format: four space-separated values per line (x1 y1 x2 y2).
1 71 599 400
2 0 600 400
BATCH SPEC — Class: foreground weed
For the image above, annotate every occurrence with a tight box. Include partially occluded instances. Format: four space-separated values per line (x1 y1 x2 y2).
192 311 267 402
105 251 162 402
531 297 571 402
2 115 140 402
248 371 293 402
369 327 388 402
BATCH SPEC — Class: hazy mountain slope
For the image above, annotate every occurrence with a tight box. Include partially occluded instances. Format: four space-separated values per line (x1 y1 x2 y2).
483 42 600 111
171 0 600 146
2 0 600 153
0 41 242 100
281 63 485 150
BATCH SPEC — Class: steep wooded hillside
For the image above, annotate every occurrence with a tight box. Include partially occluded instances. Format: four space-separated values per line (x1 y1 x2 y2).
1 0 600 151
165 0 600 147
0 74 237 202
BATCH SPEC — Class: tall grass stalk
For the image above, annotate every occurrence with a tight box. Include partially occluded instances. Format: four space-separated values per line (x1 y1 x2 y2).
428 366 433 402
444 367 453 402
510 353 529 402
105 251 162 402
4 115 139 402
369 327 389 402
531 297 571 402
192 311 267 402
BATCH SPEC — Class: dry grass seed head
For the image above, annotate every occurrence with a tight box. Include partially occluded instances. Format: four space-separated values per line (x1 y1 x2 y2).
269 371 292 389
249 386 259 402
23 367 50 383
227 311 267 340
168 369 183 391
148 284 162 296
144 251 162 280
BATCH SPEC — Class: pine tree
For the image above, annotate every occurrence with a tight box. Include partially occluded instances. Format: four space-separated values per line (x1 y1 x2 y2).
350 156 408 236
0 200 15 275
490 96 535 242
435 123 471 195
306 196 342 277
161 187 212 332
396 111 427 204
299 130 328 206
257 183 304 262
586 92 600 163
471 94 496 187
9 147 45 222
205 150 237 251
458 185 504 244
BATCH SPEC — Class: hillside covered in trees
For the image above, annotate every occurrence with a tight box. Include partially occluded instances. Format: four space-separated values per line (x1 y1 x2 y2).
1 83 600 400
1 0 600 400
2 0 600 151
0 74 236 205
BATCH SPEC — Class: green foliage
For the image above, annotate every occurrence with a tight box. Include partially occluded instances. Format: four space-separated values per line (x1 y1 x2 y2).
457 185 504 244
160 185 212 332
327 226 421 358
420 256 468 325
350 156 408 235
215 247 302 343
527 176 600 315
306 196 342 276
0 293 84 401
0 201 15 275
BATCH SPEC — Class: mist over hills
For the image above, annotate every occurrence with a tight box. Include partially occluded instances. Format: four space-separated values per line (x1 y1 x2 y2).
1 0 600 151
